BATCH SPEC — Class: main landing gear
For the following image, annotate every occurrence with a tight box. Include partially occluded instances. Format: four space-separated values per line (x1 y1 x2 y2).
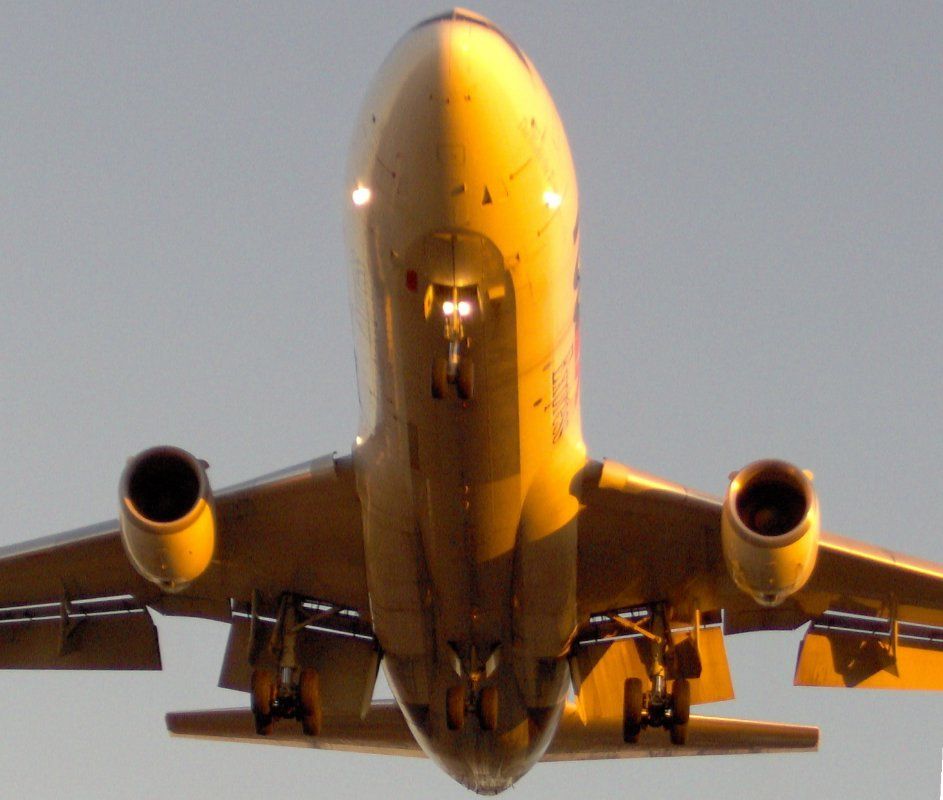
618 604 691 746
250 595 323 737
445 643 500 732
445 684 499 732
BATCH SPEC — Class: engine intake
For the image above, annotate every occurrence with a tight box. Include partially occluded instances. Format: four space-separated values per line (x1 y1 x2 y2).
721 459 820 607
119 446 216 592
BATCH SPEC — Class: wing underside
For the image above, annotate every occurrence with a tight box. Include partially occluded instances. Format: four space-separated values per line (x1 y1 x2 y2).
575 458 943 693
0 452 371 671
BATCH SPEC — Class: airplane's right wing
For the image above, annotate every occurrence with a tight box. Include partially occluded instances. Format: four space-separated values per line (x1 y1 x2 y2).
0 451 371 671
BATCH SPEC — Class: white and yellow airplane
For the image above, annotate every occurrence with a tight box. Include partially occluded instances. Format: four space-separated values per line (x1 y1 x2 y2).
3 9 943 795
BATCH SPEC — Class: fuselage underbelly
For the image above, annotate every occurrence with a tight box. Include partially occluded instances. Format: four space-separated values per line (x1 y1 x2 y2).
345 11 585 792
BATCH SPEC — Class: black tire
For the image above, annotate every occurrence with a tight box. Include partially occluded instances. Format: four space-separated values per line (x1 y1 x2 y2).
623 677 643 743
299 668 322 736
250 668 275 736
456 358 474 401
672 678 690 726
432 356 449 399
478 686 498 732
446 685 465 731
669 722 688 746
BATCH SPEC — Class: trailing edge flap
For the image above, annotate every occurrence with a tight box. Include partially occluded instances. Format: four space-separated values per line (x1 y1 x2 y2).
569 627 733 723
543 704 818 760
166 701 423 758
0 600 161 670
795 613 943 689
218 615 380 718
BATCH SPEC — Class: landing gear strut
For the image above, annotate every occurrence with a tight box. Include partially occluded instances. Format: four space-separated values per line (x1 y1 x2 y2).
618 604 691 745
250 595 324 737
445 643 500 732
430 287 475 401
444 683 499 732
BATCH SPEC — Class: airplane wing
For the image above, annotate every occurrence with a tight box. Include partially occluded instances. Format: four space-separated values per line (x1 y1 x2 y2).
0 452 369 670
576 457 943 624
576 458 943 690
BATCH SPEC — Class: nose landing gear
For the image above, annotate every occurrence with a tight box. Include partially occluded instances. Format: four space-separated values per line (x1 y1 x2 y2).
430 291 475 401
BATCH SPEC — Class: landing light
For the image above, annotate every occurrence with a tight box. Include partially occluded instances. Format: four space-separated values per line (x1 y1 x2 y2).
352 185 372 206
543 190 562 209
443 300 473 317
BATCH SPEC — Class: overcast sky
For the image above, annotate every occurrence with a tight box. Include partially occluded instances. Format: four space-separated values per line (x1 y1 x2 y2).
2 3 942 798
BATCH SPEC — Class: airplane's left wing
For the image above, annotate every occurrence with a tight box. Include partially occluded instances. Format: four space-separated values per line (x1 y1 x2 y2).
0 452 369 669
575 457 943 691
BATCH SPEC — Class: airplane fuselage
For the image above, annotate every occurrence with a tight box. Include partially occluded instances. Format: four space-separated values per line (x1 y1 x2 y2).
346 11 585 792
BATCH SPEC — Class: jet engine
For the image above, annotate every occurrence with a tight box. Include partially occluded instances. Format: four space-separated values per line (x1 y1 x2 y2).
118 446 216 592
721 459 820 607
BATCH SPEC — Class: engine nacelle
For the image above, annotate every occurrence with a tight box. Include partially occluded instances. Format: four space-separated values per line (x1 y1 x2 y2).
118 446 216 592
721 459 820 607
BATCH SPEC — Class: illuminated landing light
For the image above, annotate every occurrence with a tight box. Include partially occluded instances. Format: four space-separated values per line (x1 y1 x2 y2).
443 300 474 317
543 190 562 209
355 435 364 446
352 185 372 206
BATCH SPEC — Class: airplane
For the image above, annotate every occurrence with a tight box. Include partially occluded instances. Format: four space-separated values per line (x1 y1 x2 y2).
2 7 943 796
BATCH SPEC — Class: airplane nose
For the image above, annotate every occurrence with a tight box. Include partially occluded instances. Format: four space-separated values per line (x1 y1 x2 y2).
347 7 577 254
405 8 533 119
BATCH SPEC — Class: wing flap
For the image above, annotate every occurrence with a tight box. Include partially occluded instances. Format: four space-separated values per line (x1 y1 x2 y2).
795 612 943 689
165 701 423 758
0 600 160 670
544 704 818 761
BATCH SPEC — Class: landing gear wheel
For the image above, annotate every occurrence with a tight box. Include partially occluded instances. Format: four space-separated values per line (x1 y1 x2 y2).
669 722 688 745
299 668 322 736
250 668 275 736
432 356 449 399
446 685 466 731
478 686 498 732
456 358 474 401
622 677 643 743
672 678 690 726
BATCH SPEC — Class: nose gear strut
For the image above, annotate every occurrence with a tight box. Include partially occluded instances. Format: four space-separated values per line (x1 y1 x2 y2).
431 291 475 401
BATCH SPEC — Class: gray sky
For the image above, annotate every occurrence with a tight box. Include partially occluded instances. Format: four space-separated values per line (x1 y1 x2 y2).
2 3 942 798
